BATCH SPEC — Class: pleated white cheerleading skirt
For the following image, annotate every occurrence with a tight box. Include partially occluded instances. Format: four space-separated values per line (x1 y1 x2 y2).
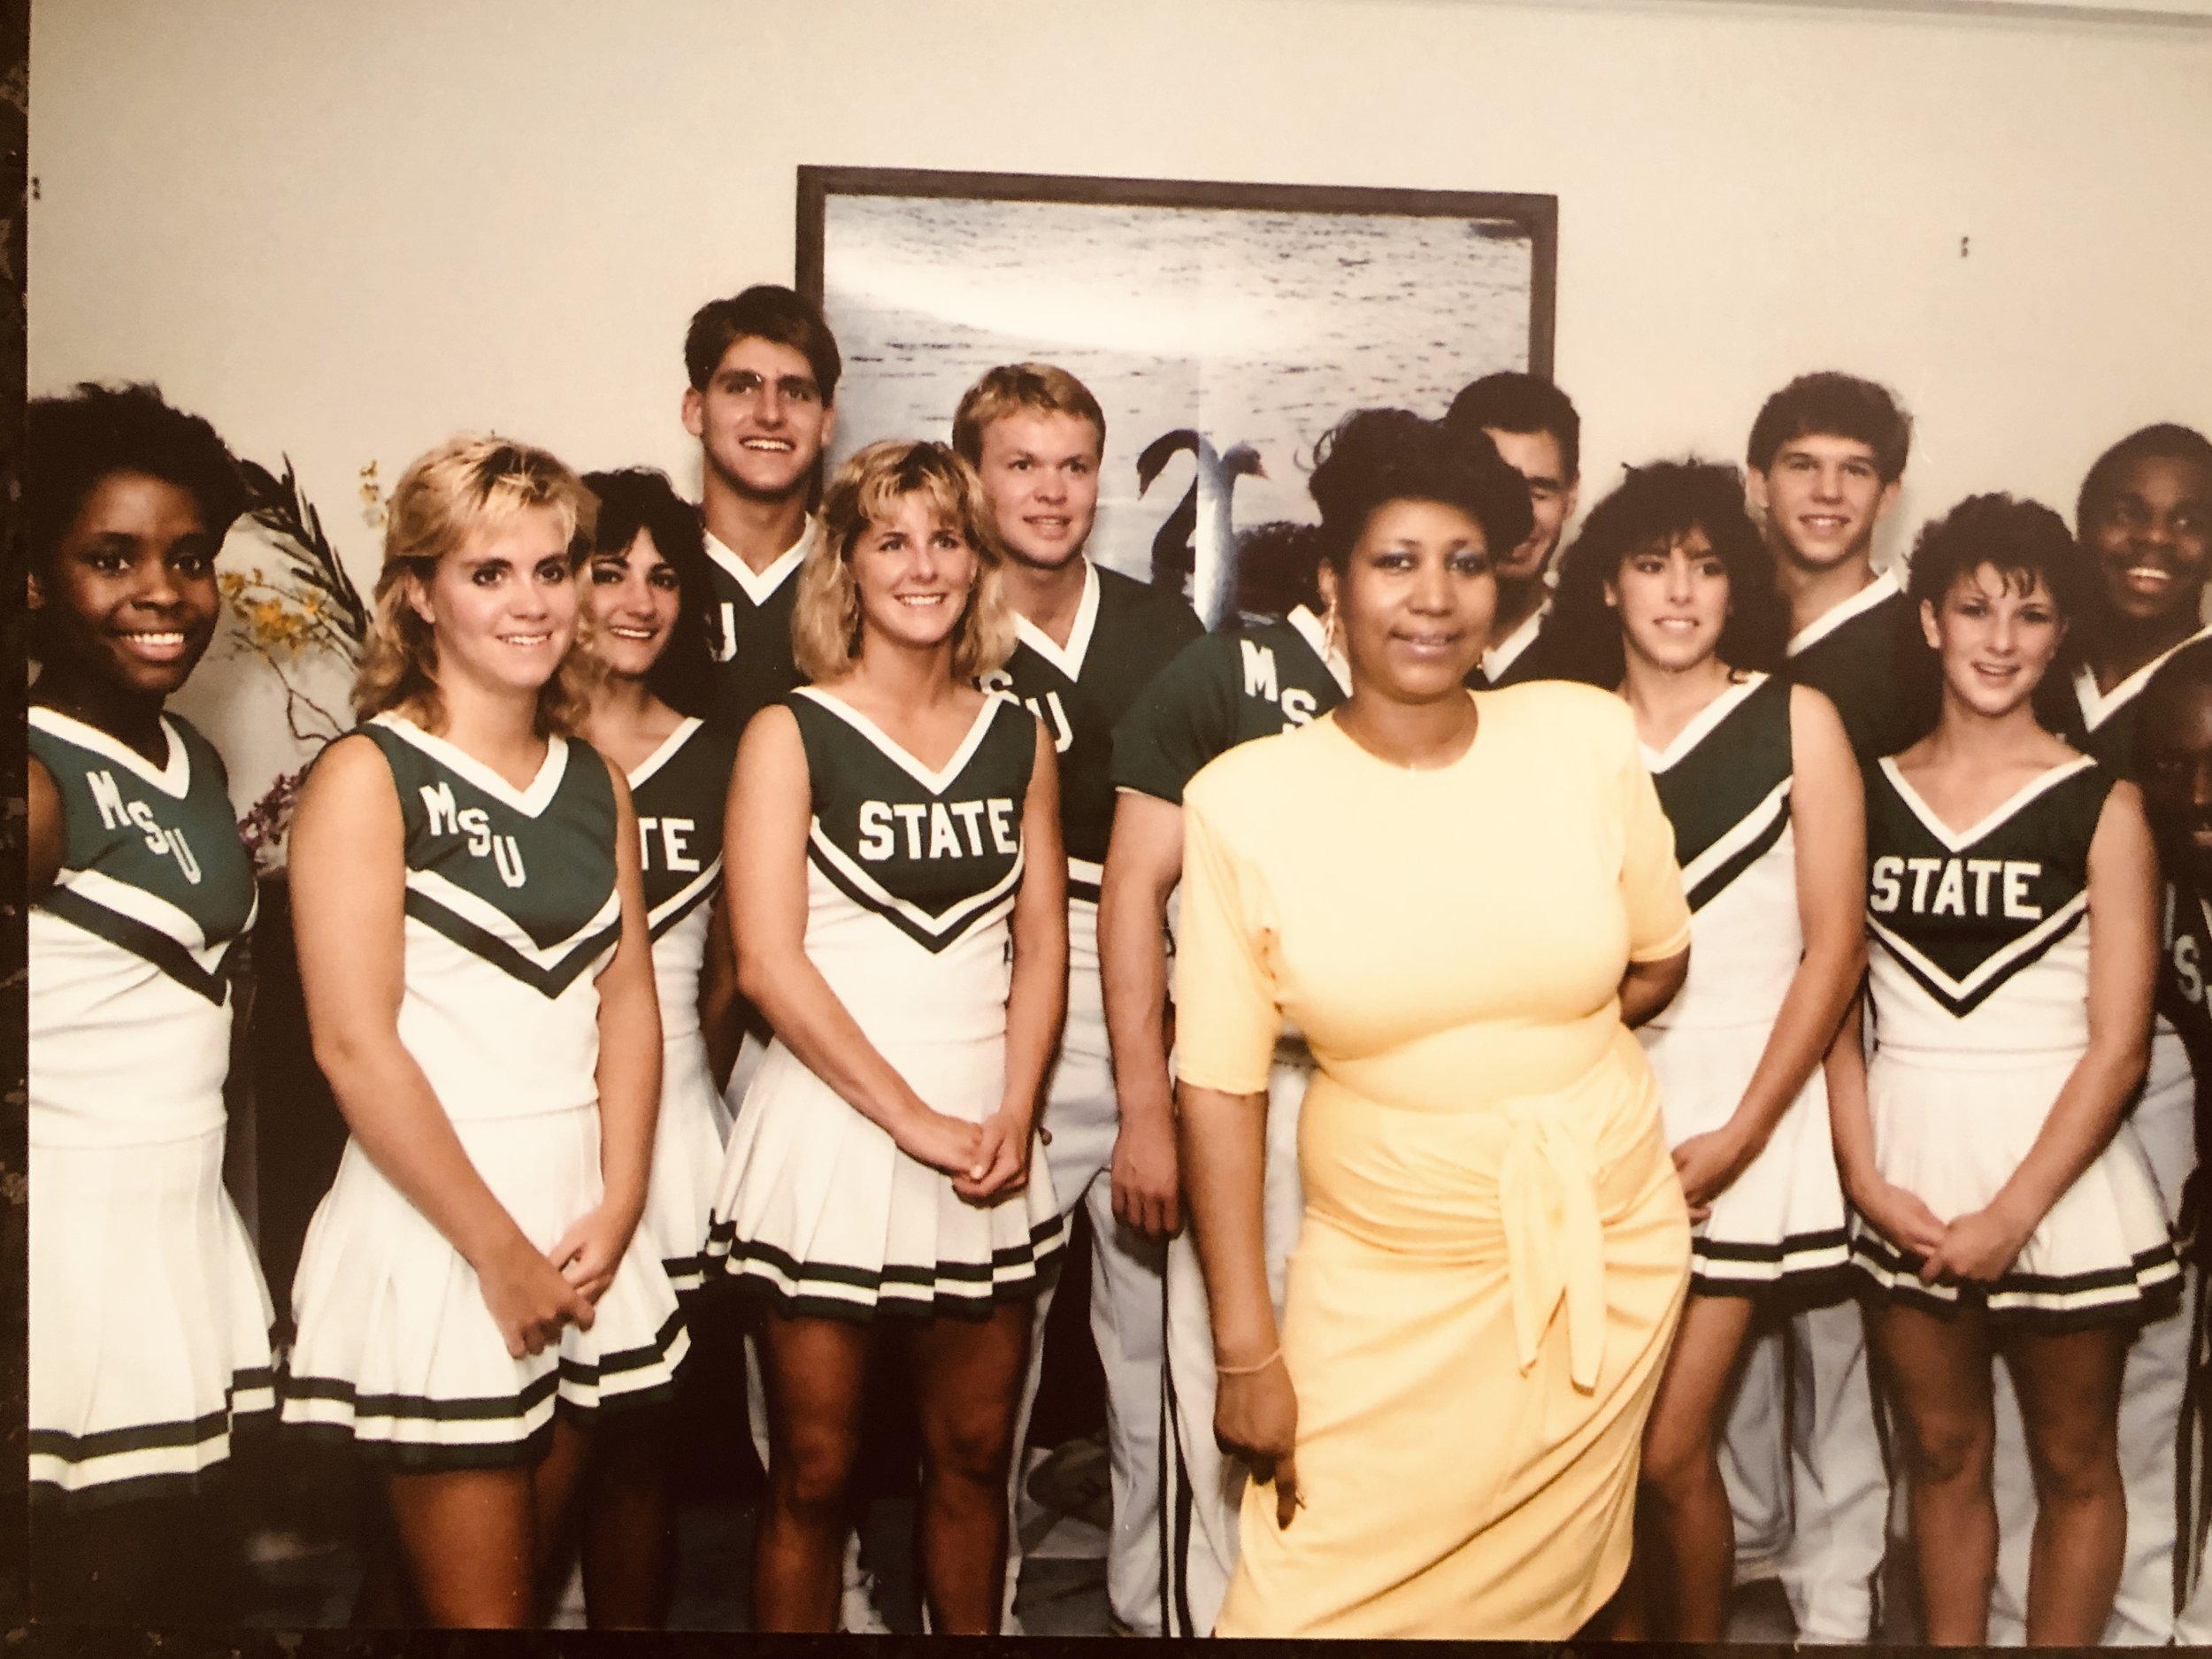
705 1034 1066 1320
1849 1048 2180 1325
635 1032 732 1297
283 1102 690 1467
1641 1019 1849 1294
29 1127 277 1504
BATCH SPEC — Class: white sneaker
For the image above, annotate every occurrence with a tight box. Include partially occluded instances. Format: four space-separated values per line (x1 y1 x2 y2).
838 1531 892 1635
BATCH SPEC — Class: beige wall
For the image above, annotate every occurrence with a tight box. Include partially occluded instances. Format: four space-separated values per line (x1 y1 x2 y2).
29 0 2212 801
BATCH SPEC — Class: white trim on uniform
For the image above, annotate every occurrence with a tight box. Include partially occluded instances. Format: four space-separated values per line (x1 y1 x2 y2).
1640 672 1769 773
1870 893 2089 1009
806 824 1024 941
1481 598 1548 683
1678 780 1793 899
30 706 195 797
369 713 572 817
647 860 722 934
1010 559 1102 680
790 685 1006 795
1878 752 2097 853
2074 624 2212 733
1286 604 1353 694
50 865 228 960
703 518 812 607
1786 568 1901 659
407 867 621 964
625 715 704 790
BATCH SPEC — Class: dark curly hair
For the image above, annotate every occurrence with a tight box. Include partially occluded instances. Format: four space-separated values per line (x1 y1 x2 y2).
2076 423 2212 536
1540 459 1787 688
581 467 717 719
1307 408 1532 572
24 381 249 575
1231 519 1329 622
1904 493 2090 626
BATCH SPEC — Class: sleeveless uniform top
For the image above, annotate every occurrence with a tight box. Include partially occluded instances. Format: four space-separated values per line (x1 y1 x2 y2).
1641 673 1799 1032
980 560 1203 952
2047 626 2212 779
1786 570 1943 767
787 687 1038 1048
626 717 737 1043
1112 605 1348 805
1865 753 2113 1060
28 708 257 1148
703 520 810 740
358 714 622 1122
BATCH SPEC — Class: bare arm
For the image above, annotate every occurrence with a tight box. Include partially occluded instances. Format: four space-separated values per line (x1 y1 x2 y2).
289 735 591 1356
1675 688 1867 1210
1932 781 2158 1281
726 704 984 1179
548 769 662 1302
964 726 1068 1202
1619 947 1690 1028
27 756 63 896
1100 789 1186 1240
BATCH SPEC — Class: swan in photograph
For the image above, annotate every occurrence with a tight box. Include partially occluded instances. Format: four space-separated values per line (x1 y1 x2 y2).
1137 428 1266 630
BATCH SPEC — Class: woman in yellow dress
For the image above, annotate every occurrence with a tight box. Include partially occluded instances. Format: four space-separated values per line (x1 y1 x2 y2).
1174 408 1695 1638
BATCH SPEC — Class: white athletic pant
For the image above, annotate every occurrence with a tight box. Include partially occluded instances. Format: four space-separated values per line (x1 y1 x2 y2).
1160 1056 1309 1637
1007 960 1167 1636
1720 1297 1888 1640
1988 1029 2193 1647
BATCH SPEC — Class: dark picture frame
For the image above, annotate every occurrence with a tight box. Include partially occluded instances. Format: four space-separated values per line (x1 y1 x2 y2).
796 165 1557 623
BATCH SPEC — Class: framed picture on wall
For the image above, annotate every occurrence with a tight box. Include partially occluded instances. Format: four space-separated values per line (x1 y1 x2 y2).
796 165 1557 626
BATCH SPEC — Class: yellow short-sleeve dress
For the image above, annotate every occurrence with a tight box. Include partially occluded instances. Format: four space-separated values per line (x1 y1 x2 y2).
1175 681 1695 1639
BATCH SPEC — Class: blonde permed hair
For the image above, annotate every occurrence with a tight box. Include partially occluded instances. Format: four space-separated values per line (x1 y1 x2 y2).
353 434 603 736
791 440 1018 685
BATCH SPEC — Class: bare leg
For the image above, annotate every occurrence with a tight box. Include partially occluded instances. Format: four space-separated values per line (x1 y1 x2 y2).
1871 1298 1998 1646
386 1463 537 1628
580 1407 677 1629
753 1311 872 1633
2001 1320 2131 1647
911 1297 1034 1635
1635 1288 1759 1639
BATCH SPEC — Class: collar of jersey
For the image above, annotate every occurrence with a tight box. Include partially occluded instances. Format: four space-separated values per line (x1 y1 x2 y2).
1483 598 1549 680
2074 623 2212 733
1878 750 2094 851
31 706 192 798
704 518 811 606
1012 558 1102 680
370 711 571 816
1285 604 1352 694
1786 566 1901 659
625 716 703 789
1640 672 1768 774
792 685 1002 795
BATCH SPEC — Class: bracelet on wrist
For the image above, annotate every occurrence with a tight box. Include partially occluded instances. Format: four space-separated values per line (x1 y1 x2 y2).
1216 1345 1282 1377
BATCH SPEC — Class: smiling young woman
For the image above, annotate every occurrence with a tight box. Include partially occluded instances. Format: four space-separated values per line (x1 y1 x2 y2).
1171 408 1695 1638
1830 494 2177 1646
24 382 273 1623
280 436 688 1628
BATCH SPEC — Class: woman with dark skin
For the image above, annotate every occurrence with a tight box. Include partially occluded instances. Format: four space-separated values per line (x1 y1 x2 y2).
26 383 273 1623
1174 409 1694 1637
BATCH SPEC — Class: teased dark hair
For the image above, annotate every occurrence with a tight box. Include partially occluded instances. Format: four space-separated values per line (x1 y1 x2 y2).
1307 408 1533 572
1904 493 2091 635
1442 371 1581 481
1540 458 1788 687
682 284 841 402
1231 519 1329 622
1747 371 1913 484
581 467 716 718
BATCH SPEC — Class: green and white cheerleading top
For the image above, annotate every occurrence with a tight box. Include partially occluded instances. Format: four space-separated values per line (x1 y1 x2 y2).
358 713 623 1119
29 708 258 1148
787 686 1037 1046
627 716 737 1043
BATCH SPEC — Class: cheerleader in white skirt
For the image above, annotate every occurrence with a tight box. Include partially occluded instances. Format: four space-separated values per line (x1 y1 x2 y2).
283 436 687 1628
1830 494 2177 1647
568 467 737 1627
1541 461 1866 1639
25 384 275 1622
703 440 1066 1634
